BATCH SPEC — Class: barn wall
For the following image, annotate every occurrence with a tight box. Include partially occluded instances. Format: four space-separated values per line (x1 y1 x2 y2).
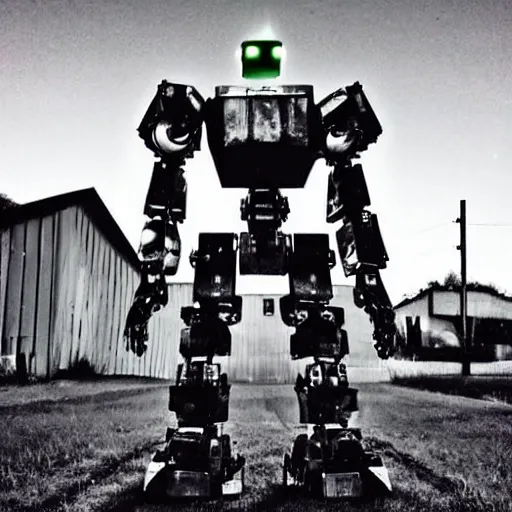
394 293 464 350
141 284 378 383
1 208 383 382
50 206 154 378
0 215 59 376
0 206 162 379
394 294 434 347
48 206 182 380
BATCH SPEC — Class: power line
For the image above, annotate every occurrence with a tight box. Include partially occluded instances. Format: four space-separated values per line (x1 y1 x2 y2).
391 246 456 259
406 222 453 237
467 223 512 227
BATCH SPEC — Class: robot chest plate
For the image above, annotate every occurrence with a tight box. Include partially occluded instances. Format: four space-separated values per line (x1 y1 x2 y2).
205 85 322 188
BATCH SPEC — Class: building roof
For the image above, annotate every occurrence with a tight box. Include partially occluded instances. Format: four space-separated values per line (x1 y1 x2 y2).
0 188 141 271
393 289 431 310
394 284 512 311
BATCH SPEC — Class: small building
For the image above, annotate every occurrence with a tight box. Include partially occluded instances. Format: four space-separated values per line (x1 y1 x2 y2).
0 188 384 383
394 286 512 361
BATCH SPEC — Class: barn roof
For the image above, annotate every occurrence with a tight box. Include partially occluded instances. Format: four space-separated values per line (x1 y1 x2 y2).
0 188 141 271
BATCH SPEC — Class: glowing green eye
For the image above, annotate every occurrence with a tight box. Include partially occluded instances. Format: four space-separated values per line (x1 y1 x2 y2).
240 39 282 79
245 45 260 59
271 46 282 60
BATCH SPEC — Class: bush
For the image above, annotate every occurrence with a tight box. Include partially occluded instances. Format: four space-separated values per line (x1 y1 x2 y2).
55 357 99 380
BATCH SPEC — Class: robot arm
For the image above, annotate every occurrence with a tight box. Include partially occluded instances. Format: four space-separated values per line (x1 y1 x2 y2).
124 81 205 356
318 82 396 359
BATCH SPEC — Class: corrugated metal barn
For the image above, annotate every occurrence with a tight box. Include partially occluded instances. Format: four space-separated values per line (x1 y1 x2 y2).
0 188 176 380
162 284 380 383
0 188 380 382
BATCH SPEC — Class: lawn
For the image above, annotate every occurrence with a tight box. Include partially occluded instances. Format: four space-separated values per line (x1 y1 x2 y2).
0 381 170 512
0 381 511 512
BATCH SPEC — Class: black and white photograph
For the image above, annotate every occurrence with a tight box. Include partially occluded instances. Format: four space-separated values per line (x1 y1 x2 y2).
1 0 511 510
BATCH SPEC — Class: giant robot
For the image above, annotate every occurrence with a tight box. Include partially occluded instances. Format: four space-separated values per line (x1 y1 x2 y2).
124 39 396 500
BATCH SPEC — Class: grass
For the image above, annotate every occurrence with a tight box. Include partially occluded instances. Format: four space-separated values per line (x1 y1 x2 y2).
0 382 511 511
385 359 512 379
355 383 512 510
386 359 512 403
0 385 171 512
390 374 512 404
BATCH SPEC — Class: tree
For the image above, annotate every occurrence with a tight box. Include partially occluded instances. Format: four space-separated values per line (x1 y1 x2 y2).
421 271 506 298
443 270 461 288
0 193 19 212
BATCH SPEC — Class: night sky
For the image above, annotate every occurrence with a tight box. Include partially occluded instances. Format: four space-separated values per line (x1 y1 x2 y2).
1 0 511 303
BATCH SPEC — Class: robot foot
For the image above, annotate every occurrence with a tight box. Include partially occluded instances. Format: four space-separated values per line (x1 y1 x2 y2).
283 425 392 499
143 426 245 500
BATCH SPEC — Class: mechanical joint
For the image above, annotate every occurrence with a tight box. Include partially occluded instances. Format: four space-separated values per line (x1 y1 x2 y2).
138 81 205 159
336 210 389 277
169 361 230 426
289 233 334 303
241 188 290 232
326 162 371 224
295 361 358 425
317 81 382 162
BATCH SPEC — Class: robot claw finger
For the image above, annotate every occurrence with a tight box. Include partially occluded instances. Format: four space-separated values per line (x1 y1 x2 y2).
124 38 396 501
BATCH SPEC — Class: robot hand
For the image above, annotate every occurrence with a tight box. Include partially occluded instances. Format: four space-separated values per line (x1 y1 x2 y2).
124 273 168 356
354 272 396 359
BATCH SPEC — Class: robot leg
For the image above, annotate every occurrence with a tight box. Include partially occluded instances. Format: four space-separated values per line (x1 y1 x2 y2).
152 233 245 498
281 233 391 498
280 233 358 425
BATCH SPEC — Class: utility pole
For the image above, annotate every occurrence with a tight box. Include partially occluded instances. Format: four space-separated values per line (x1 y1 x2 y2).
456 200 469 376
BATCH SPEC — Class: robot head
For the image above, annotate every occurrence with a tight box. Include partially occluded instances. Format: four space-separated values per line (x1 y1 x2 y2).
240 40 283 79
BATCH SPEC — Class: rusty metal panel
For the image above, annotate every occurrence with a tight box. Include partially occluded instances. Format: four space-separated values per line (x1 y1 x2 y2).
106 247 117 374
80 216 96 366
51 208 79 371
286 98 309 144
251 98 282 142
89 226 104 372
112 249 123 374
95 233 111 373
48 212 60 377
223 98 249 146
